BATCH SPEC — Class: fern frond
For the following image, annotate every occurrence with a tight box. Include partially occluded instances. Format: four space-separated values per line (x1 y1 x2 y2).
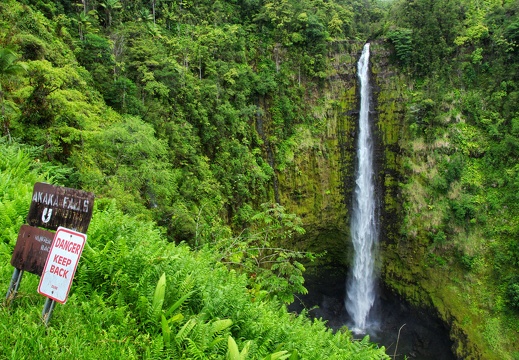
210 319 233 337
175 318 196 344
185 338 206 360
208 336 227 352
165 290 194 317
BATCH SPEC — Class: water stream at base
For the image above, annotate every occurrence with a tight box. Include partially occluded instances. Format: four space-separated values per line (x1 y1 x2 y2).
289 272 456 360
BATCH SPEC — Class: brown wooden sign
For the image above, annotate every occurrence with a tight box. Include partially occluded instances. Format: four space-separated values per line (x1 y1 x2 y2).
26 182 94 233
11 225 54 276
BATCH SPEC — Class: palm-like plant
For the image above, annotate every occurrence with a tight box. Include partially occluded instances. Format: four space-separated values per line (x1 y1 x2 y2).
72 10 97 40
99 0 122 28
138 8 154 24
0 47 27 141
138 8 162 38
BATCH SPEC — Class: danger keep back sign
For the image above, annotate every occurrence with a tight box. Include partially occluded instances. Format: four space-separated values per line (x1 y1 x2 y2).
38 227 86 304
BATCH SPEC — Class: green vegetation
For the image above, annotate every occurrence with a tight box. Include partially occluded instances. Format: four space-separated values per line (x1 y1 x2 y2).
0 0 386 240
2 0 519 358
0 0 390 358
379 0 519 358
0 142 389 358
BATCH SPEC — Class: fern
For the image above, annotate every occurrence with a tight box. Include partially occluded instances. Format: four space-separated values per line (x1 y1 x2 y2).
210 319 233 336
161 313 185 350
165 290 195 318
175 318 196 345
0 144 37 244
185 337 207 360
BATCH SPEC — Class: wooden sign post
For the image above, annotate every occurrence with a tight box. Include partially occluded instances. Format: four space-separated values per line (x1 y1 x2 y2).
5 182 94 325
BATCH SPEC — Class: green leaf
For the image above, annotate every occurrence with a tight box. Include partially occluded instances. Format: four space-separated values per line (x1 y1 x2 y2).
262 351 290 360
175 319 196 343
227 336 241 360
169 313 184 323
161 314 171 348
151 273 166 323
288 350 299 360
165 290 195 317
211 318 233 335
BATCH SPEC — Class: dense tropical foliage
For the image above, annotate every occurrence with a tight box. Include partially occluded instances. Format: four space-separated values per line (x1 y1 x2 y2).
0 141 388 359
0 0 387 238
382 0 519 358
0 0 389 358
1 0 519 358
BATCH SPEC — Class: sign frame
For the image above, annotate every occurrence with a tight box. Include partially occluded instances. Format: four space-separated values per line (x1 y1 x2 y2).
38 227 87 304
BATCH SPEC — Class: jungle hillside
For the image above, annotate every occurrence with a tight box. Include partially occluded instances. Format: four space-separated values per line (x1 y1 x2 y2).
1 0 519 359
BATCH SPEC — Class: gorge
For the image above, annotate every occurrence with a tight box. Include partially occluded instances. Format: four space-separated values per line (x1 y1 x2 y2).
287 42 456 360
2 0 518 358
284 31 519 358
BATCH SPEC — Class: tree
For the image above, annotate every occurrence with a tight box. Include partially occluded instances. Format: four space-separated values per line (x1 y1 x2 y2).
216 202 314 304
72 10 97 40
0 47 27 141
505 20 519 53
396 0 464 74
99 0 122 28
15 60 105 162
78 116 179 216
386 28 413 66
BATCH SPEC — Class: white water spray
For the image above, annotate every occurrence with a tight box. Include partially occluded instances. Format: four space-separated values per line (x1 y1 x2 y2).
346 43 378 333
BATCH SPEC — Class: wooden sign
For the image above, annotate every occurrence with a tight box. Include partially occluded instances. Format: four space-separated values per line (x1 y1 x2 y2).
10 225 54 276
26 182 94 233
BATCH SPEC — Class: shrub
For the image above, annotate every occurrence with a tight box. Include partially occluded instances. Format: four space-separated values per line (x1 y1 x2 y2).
386 28 413 66
507 280 519 311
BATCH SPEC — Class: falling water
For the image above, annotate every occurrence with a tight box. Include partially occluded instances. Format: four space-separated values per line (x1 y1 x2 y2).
345 43 378 334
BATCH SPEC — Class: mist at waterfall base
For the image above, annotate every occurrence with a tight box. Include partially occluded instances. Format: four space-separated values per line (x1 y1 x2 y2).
288 273 456 360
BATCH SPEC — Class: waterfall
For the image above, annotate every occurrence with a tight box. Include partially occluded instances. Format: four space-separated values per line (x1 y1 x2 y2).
345 43 378 334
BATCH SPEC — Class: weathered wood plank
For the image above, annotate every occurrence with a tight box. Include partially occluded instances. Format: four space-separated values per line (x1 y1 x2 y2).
26 182 94 233
11 225 55 276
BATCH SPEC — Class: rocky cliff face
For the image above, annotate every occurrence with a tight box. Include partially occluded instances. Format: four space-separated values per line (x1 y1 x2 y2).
265 40 485 359
267 41 407 274
263 41 363 273
368 43 486 359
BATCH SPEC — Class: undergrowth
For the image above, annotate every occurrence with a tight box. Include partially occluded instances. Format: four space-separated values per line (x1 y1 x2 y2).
0 141 389 359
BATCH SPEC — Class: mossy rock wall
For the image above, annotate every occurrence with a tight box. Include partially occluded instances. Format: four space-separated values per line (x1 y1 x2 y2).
269 39 482 358
271 40 407 273
370 41 509 359
369 42 479 359
265 40 407 274
267 41 363 271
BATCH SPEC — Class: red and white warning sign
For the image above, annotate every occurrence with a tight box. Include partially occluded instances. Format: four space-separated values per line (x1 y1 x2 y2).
38 227 86 304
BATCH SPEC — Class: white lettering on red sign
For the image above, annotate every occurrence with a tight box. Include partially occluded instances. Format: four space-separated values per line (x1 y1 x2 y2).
38 227 86 304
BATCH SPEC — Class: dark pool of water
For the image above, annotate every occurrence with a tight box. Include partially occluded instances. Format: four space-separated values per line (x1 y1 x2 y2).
288 271 457 360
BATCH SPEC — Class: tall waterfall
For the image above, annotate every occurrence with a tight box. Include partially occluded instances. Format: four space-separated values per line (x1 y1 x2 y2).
346 43 378 333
